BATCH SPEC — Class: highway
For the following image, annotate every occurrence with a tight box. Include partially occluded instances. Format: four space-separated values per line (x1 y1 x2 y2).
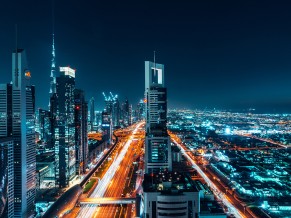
94 128 144 218
170 133 247 218
76 122 144 218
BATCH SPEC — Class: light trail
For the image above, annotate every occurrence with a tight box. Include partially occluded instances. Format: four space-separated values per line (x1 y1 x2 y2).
77 122 143 218
171 137 245 218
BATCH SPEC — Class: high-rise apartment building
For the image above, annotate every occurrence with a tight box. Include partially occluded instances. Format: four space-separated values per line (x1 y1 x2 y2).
89 97 95 131
74 89 88 175
0 137 14 218
38 109 52 148
54 67 76 188
101 111 112 145
12 49 36 217
144 61 172 174
0 84 12 137
136 99 145 121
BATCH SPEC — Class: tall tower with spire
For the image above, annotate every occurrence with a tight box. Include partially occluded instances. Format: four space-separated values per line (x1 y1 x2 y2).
49 0 56 102
49 34 56 96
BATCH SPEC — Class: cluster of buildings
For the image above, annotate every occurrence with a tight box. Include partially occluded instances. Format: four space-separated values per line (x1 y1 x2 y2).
0 42 145 217
167 109 291 217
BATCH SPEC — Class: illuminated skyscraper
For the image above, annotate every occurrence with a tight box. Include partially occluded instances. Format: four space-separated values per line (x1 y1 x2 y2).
49 2 56 102
54 67 76 188
0 84 12 137
38 109 52 147
89 97 95 131
0 138 14 218
143 61 199 218
144 61 172 174
74 89 88 175
136 99 145 121
101 111 112 145
12 49 36 217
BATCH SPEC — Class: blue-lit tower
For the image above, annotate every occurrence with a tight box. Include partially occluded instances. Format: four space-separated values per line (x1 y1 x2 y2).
12 49 36 217
54 67 76 188
144 60 172 174
49 33 56 99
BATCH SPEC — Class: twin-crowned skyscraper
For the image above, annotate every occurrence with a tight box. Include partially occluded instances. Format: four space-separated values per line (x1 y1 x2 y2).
144 60 172 174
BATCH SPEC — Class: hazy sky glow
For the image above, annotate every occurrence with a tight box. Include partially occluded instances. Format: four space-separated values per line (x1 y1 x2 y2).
1 0 291 112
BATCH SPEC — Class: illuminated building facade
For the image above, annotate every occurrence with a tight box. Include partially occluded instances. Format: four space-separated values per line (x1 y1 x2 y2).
0 138 14 218
101 111 112 145
144 61 172 174
89 97 95 131
49 32 56 99
74 89 88 175
136 99 145 121
12 49 36 217
0 84 12 138
143 61 199 218
121 98 131 126
103 92 120 128
38 109 52 148
142 172 200 218
54 67 76 188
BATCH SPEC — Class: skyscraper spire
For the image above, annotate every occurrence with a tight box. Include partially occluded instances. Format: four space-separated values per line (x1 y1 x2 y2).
49 0 56 105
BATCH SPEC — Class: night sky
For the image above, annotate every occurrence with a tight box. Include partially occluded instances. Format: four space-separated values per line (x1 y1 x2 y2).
1 0 291 112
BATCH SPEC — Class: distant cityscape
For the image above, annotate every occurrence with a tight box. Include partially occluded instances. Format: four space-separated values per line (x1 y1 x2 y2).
0 44 290 218
0 2 291 218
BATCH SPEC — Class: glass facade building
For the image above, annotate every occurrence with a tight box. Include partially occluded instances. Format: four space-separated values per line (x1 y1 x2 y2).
12 49 36 218
144 61 172 174
74 89 88 175
54 67 76 188
0 138 14 218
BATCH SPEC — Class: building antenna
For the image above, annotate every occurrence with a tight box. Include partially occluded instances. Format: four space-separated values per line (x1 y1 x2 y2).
52 0 55 34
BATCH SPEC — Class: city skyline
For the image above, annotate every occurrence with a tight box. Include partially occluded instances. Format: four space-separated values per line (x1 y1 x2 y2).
1 1 291 112
1 1 291 217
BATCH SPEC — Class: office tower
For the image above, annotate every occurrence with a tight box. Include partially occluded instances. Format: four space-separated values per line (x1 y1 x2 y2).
103 92 120 128
54 67 76 188
121 98 130 126
144 61 172 174
112 98 120 127
38 109 52 147
101 111 112 145
128 104 132 126
0 138 14 218
95 111 102 126
136 99 145 121
74 89 88 175
89 97 95 131
12 49 36 217
0 84 12 137
142 61 199 218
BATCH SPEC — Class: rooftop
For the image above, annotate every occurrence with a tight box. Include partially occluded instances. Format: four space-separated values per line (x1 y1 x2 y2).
143 171 198 193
